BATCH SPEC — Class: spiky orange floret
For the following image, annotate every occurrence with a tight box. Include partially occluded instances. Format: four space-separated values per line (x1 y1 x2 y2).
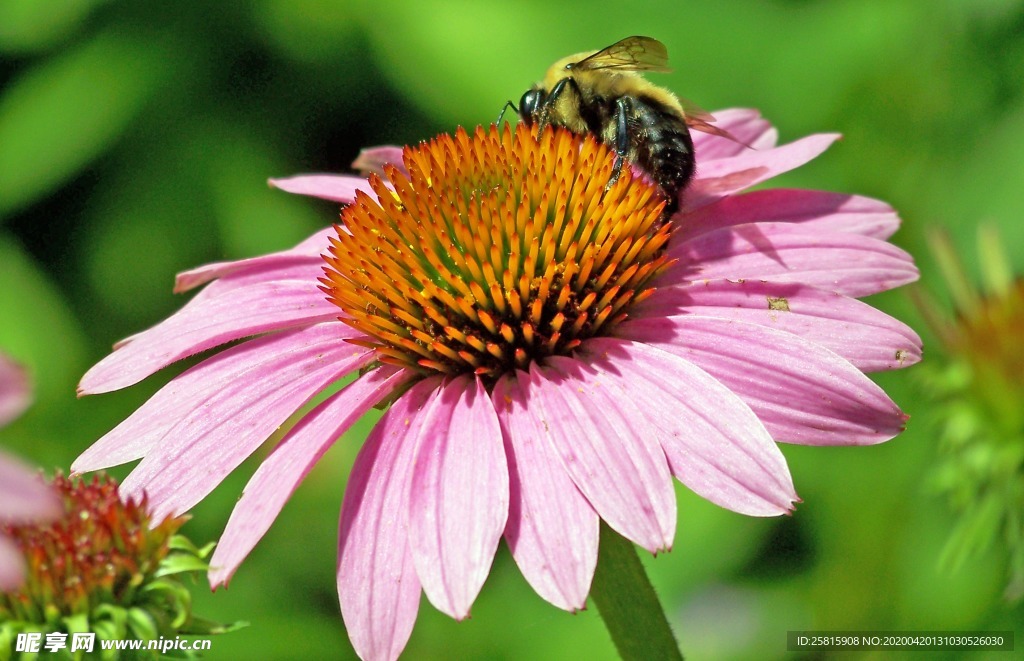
951 279 1024 378
322 123 674 380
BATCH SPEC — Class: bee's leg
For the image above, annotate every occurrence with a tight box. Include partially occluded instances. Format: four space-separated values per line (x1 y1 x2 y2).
537 77 581 133
496 100 518 126
607 96 633 189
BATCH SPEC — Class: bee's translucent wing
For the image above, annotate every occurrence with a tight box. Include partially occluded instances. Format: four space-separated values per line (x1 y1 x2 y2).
678 98 750 147
570 36 672 73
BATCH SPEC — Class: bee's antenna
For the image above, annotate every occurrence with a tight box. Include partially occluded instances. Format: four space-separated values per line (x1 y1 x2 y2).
496 100 519 126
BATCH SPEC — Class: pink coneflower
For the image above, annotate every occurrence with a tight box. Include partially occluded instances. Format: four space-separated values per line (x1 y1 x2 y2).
74 111 919 659
0 354 61 591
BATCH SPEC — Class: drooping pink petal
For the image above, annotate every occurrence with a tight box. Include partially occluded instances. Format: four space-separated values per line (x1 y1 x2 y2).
623 315 908 445
73 322 369 474
636 280 922 372
121 327 373 521
675 189 902 244
526 357 676 553
174 228 335 292
492 372 598 611
209 366 409 587
81 260 340 395
408 376 509 619
0 451 61 522
684 133 841 210
76 324 373 520
665 222 919 298
582 338 797 516
338 378 439 661
692 108 778 160
269 173 379 203
0 354 30 427
0 536 26 591
352 146 407 177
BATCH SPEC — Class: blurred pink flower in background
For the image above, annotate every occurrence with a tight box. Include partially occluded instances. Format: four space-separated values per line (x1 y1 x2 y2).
74 112 919 659
0 353 30 428
0 354 61 590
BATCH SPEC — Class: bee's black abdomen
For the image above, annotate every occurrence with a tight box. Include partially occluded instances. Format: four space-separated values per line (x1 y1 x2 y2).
632 95 695 215
527 75 697 218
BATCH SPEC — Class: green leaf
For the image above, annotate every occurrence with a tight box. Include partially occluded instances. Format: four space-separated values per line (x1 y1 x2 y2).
60 613 89 636
126 607 159 640
181 617 249 636
92 604 129 638
166 536 215 559
141 580 193 629
155 555 211 578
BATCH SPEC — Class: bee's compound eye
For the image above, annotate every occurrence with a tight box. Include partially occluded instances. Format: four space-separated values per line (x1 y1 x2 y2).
519 89 543 122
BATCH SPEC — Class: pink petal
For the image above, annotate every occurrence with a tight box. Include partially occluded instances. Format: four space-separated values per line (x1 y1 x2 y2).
0 354 31 427
0 536 26 591
338 378 440 661
0 451 61 592
692 108 778 160
408 376 509 619
0 451 62 522
623 315 908 445
526 357 676 553
675 189 902 244
492 373 598 611
637 280 922 372
73 322 367 473
665 222 919 298
582 338 797 516
684 133 841 210
209 366 409 587
174 228 335 292
75 323 373 520
269 173 377 203
352 146 407 177
80 260 339 395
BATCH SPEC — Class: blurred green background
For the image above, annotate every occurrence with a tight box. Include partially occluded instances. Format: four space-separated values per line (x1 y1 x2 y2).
2 0 1023 658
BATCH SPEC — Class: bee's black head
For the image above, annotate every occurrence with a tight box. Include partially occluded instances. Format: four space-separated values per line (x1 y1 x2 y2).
518 88 545 123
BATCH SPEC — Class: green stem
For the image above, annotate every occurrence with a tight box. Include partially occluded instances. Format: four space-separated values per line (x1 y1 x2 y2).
590 521 683 660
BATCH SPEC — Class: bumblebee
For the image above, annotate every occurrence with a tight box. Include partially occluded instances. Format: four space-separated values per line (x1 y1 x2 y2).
512 36 731 215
